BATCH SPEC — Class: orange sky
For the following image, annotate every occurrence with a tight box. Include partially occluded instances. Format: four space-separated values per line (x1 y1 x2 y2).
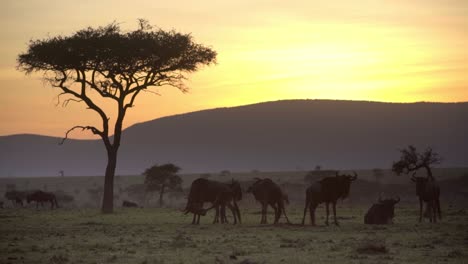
0 0 467 139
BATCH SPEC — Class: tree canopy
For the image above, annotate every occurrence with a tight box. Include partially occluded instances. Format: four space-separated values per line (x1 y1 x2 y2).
143 163 182 206
392 145 441 179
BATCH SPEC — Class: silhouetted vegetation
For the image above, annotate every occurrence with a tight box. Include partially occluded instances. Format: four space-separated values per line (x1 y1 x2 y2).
17 19 217 213
392 145 441 179
143 163 182 207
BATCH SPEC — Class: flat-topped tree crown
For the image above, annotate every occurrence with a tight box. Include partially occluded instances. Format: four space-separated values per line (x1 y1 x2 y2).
17 20 216 213
392 145 441 179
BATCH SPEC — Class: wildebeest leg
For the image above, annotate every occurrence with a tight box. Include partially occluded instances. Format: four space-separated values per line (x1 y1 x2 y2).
233 201 241 224
431 201 437 223
332 202 339 226
419 198 423 223
270 203 280 224
309 204 316 226
261 202 267 224
192 213 197 224
196 213 201 224
213 206 220 224
302 203 308 225
436 198 442 220
222 205 229 223
325 202 330 226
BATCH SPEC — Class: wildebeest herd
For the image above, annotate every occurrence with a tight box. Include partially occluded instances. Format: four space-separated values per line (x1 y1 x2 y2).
183 171 442 225
3 170 442 226
4 190 59 209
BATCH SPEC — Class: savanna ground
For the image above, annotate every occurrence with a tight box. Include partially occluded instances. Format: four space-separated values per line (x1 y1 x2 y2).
1 204 467 264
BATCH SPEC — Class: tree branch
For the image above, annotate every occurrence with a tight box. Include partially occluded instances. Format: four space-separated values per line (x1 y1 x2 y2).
59 125 104 145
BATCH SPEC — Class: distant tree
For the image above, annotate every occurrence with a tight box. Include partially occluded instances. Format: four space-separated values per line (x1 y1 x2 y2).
143 163 182 207
17 20 216 213
392 145 442 179
59 170 64 177
372 168 384 184
315 165 322 171
220 170 231 177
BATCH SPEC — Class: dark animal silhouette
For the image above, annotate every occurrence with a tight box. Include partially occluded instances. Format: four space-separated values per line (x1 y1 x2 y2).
364 197 400 224
122 200 139 208
411 174 441 223
26 191 59 209
302 171 357 226
4 190 26 207
247 178 290 224
184 178 242 224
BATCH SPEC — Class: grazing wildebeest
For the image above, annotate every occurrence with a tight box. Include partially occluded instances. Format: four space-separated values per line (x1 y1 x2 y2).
26 190 59 209
411 173 441 223
247 178 290 224
184 178 242 224
364 197 400 225
4 190 26 207
302 171 357 226
122 200 139 208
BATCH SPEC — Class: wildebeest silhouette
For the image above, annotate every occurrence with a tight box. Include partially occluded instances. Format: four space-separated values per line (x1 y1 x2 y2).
26 190 59 209
364 197 400 225
411 173 441 223
184 178 242 224
302 171 357 226
122 200 139 208
4 190 26 207
247 178 290 224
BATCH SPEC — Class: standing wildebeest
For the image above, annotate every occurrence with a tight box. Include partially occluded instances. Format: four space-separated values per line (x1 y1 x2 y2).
364 197 400 225
411 173 441 223
26 190 59 209
247 178 290 224
4 190 26 207
302 172 357 226
184 178 242 224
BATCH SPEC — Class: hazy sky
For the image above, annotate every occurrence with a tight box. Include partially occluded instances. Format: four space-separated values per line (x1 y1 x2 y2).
0 0 467 138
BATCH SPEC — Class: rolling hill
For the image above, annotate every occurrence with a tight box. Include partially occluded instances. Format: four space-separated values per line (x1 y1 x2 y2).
1 99 467 177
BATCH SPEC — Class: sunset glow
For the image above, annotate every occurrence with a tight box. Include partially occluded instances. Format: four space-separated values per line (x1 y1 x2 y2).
1 0 467 138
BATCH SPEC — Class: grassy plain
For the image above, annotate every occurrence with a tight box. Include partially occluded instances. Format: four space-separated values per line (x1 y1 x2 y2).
1 204 467 264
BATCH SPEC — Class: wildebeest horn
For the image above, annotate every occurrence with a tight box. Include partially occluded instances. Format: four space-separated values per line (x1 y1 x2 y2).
351 171 357 181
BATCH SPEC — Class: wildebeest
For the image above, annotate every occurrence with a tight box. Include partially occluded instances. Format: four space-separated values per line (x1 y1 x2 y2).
364 197 400 224
26 190 59 209
302 171 357 226
122 200 139 208
184 178 242 224
4 190 26 207
411 173 441 223
247 178 290 224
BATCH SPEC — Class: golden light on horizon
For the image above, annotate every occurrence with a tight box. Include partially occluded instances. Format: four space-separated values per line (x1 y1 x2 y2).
0 0 467 138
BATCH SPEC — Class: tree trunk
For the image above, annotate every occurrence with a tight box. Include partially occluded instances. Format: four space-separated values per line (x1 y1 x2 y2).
159 185 165 207
102 147 117 213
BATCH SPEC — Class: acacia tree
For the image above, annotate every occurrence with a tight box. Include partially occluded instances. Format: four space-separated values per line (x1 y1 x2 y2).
143 163 182 207
17 20 217 213
392 145 441 179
